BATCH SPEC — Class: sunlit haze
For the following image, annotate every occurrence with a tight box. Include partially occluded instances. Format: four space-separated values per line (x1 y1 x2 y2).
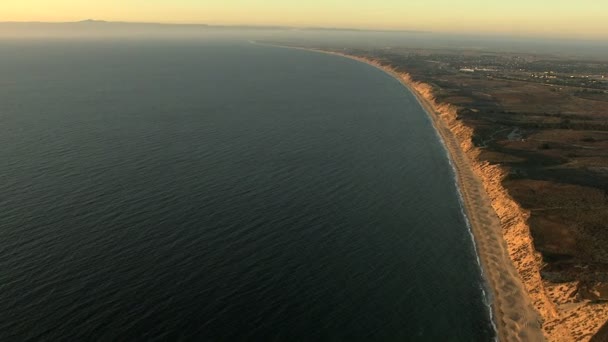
2 0 608 39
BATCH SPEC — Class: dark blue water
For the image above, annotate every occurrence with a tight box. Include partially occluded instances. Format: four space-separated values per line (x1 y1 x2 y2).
0 40 494 340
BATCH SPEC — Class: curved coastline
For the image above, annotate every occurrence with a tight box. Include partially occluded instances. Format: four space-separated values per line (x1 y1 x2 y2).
258 42 546 341
332 52 544 342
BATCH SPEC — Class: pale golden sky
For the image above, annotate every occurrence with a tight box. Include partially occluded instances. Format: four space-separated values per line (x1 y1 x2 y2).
2 0 607 39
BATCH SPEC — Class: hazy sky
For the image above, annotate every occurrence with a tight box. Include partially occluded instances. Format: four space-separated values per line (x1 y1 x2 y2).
3 0 607 39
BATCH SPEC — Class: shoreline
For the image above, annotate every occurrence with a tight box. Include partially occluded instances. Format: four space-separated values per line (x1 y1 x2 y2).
343 53 545 342
348 52 608 342
257 42 546 341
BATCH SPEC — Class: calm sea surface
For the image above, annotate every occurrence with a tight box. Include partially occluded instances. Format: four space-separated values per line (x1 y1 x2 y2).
0 40 494 340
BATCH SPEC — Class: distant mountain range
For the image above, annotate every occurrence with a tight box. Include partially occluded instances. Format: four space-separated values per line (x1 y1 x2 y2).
0 19 428 34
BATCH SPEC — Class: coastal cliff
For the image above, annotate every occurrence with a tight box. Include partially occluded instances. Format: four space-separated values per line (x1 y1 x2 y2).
285 45 608 340
340 56 543 341
395 66 608 341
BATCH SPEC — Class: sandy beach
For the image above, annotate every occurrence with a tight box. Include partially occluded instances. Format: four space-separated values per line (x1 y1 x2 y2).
334 53 608 342
256 42 608 340
298 48 547 341
362 56 545 342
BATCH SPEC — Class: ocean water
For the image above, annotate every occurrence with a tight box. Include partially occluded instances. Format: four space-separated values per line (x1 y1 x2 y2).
0 39 494 340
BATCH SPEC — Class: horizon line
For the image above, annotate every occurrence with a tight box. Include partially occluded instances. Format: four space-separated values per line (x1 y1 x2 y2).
1 19 607 42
